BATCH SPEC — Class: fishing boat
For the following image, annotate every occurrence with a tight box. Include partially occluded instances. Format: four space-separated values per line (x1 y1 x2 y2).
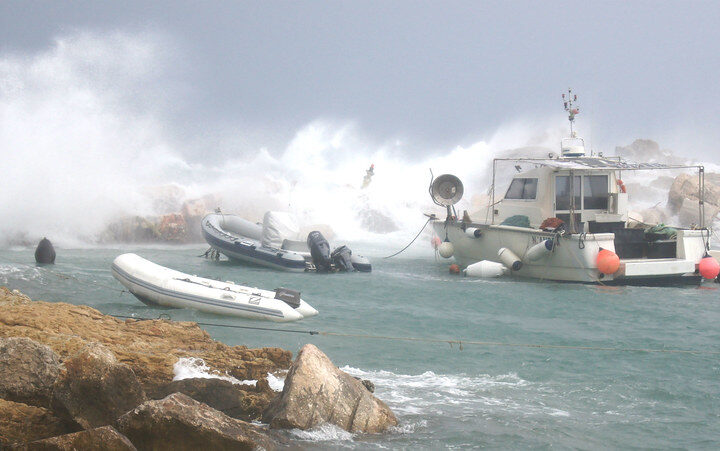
201 211 372 272
111 253 318 321
429 90 719 285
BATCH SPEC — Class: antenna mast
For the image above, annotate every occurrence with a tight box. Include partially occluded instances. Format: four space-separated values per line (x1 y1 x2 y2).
562 88 579 137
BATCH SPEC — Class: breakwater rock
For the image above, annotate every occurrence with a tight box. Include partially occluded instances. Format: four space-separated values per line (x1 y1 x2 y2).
263 343 398 433
0 288 398 447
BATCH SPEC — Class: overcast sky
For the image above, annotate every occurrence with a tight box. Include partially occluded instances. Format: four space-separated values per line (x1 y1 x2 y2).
2 0 719 161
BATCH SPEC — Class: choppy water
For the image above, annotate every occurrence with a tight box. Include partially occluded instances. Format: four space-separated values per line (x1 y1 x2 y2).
2 244 719 449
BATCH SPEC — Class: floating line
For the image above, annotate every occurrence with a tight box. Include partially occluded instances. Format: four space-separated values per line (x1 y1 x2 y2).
109 314 719 356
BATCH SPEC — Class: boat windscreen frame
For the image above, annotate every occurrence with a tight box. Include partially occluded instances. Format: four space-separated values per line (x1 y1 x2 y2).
489 157 705 228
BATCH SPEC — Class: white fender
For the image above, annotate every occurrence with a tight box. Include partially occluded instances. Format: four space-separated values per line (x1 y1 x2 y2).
438 241 454 258
498 247 522 271
525 239 554 262
465 227 482 238
463 260 507 278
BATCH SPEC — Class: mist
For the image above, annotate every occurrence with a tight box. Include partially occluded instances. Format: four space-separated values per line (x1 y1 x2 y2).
0 31 716 247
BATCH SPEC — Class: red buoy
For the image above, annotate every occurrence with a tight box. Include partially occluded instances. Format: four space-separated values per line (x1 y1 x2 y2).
596 248 620 275
698 256 720 280
449 264 460 274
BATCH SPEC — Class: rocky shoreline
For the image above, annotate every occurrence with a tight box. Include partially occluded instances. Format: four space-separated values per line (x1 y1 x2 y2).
0 287 397 449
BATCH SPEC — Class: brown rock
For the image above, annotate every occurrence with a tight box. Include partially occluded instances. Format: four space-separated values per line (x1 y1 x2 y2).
0 337 61 408
0 398 73 447
158 213 187 242
21 426 136 450
52 343 147 429
115 392 274 450
262 344 397 433
0 287 292 400
667 173 720 226
159 377 273 422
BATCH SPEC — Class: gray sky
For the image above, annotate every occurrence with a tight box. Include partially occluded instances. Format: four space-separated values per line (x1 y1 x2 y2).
2 0 719 160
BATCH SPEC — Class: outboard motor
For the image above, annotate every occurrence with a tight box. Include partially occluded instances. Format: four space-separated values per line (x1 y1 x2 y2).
331 245 355 272
307 231 332 271
35 237 56 264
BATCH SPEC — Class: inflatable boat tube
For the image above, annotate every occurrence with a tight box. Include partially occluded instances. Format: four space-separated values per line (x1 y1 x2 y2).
202 214 307 271
201 213 372 272
111 253 317 322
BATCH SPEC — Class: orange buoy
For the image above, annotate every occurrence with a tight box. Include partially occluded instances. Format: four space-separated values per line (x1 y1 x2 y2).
698 256 720 280
431 236 442 249
449 264 460 274
596 248 620 275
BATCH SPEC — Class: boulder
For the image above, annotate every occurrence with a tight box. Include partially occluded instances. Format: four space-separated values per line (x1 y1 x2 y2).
52 343 147 429
22 426 136 450
0 337 61 408
0 398 73 447
158 377 274 422
262 344 397 433
0 287 292 400
667 173 720 226
158 213 187 242
115 392 274 450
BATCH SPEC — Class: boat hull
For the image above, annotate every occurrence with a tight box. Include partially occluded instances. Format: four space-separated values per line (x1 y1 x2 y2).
111 253 317 321
433 220 707 285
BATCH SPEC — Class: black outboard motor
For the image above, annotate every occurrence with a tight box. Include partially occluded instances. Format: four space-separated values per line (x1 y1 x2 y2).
307 231 332 271
34 237 56 264
331 245 355 272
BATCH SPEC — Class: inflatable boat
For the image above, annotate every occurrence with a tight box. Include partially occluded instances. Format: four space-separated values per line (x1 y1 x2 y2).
201 212 372 273
111 253 318 322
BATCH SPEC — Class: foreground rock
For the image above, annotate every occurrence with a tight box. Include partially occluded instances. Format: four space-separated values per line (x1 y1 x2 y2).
0 399 71 447
0 337 61 408
116 393 274 450
263 344 398 433
159 377 272 422
22 426 136 450
52 343 147 429
0 287 292 400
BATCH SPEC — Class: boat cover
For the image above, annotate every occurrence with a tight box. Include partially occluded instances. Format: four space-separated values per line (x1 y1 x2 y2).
262 211 300 249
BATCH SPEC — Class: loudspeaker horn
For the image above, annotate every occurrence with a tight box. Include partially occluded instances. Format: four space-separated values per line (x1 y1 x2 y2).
431 174 464 206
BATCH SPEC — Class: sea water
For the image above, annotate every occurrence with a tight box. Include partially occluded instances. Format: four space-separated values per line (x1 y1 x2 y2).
1 244 719 449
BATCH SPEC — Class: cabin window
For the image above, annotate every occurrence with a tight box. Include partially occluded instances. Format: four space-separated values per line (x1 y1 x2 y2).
505 178 537 200
583 175 609 209
555 175 581 210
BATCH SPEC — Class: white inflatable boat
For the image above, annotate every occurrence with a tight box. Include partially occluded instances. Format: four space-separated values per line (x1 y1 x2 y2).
111 253 318 322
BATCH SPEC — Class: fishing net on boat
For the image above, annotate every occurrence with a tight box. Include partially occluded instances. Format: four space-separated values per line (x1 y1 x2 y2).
500 215 531 228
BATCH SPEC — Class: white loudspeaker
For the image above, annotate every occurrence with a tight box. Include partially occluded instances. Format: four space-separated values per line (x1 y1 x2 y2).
431 174 464 206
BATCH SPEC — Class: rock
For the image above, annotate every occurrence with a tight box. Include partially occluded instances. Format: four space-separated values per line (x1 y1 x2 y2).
158 213 187 242
99 216 161 243
0 287 292 402
0 337 61 408
159 377 274 422
262 344 397 433
52 343 147 429
0 398 73 447
21 426 136 450
361 379 375 393
667 173 720 226
615 139 683 164
181 196 216 242
115 392 274 450
357 207 399 234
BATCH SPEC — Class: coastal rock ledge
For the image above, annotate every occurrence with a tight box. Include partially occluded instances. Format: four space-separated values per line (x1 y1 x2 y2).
263 343 398 433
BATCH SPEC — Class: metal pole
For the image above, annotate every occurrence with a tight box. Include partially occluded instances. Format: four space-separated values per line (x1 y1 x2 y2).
699 166 705 229
491 159 497 224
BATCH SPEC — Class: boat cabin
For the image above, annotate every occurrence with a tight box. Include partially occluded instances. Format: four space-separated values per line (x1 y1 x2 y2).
495 161 627 233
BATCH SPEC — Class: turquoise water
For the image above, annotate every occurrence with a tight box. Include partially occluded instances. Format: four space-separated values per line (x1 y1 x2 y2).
2 245 719 449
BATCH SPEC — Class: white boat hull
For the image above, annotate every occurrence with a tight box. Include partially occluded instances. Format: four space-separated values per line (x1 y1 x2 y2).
433 220 706 284
111 253 318 321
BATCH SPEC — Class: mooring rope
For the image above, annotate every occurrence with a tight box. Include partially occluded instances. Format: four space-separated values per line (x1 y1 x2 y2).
383 216 435 259
109 314 720 356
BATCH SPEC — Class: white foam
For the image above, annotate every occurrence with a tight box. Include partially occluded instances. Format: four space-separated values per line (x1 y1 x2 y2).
172 357 256 386
267 371 286 392
290 423 355 442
